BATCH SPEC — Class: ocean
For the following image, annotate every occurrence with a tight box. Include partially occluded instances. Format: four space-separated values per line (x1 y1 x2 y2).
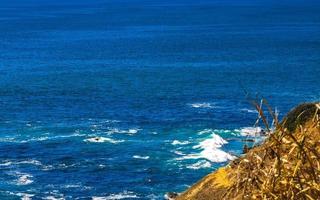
0 0 319 199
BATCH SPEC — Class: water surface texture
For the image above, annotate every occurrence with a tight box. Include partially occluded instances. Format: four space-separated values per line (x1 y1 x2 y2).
0 0 320 199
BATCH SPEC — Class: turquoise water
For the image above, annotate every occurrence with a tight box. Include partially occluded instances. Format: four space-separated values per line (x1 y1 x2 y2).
0 0 320 199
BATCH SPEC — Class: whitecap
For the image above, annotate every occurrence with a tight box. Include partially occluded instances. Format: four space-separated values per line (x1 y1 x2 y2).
186 160 212 170
61 184 82 189
176 133 235 163
188 103 214 108
43 196 65 200
92 191 138 200
16 173 33 185
238 127 263 137
21 194 33 200
172 150 185 156
19 136 49 143
92 198 106 200
1 133 87 144
0 161 13 166
199 146 236 163
194 134 236 162
107 128 140 135
240 108 258 113
193 133 228 149
18 160 43 166
14 193 34 200
84 137 124 144
0 159 43 167
198 129 237 136
197 129 213 135
133 155 150 160
175 154 201 161
171 140 190 145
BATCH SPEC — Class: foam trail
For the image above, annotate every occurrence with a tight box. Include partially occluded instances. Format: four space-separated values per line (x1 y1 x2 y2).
176 133 236 163
92 191 138 200
240 108 258 113
193 133 228 149
172 140 190 145
238 127 263 137
107 128 140 135
189 103 215 108
16 173 33 185
199 147 236 163
186 160 212 170
133 155 150 160
84 137 124 144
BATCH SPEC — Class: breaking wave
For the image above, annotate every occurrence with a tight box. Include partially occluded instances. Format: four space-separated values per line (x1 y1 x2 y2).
106 128 140 135
188 103 215 108
175 133 236 163
84 137 124 144
92 191 139 200
133 155 150 160
171 140 190 145
186 160 212 170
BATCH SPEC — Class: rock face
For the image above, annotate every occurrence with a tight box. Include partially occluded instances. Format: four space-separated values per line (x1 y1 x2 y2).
176 103 320 200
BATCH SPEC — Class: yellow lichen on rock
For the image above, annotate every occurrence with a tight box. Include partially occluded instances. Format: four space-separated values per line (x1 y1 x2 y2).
176 167 233 200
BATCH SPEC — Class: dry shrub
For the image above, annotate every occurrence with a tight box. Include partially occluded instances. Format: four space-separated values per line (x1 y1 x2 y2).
224 101 320 200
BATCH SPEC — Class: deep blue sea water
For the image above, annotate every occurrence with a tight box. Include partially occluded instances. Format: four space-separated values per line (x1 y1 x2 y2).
0 0 320 199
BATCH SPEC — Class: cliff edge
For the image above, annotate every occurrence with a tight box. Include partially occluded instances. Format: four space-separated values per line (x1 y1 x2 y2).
175 103 320 200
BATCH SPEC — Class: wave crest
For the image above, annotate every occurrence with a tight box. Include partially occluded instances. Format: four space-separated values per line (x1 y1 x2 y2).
84 137 124 144
188 103 215 108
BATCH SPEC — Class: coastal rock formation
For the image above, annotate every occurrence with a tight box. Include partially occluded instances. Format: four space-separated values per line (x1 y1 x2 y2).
174 103 320 200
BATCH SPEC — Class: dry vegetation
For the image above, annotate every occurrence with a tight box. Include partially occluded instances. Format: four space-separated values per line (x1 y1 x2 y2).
176 102 320 200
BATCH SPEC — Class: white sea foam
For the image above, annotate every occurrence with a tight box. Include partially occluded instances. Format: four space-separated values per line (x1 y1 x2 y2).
0 133 86 144
173 150 185 155
16 173 33 185
197 127 265 137
198 129 234 135
175 154 201 160
189 103 214 108
197 129 213 135
107 128 140 135
21 194 33 200
171 140 190 145
14 193 34 200
198 146 236 163
18 160 43 166
20 136 49 143
63 184 80 188
84 137 124 144
176 133 235 163
0 161 13 166
240 108 258 113
92 191 138 200
133 155 150 160
193 133 228 149
43 196 65 200
0 159 43 167
238 127 263 137
186 160 212 170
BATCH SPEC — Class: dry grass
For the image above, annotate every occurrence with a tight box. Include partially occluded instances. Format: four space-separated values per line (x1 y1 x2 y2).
176 101 320 200
224 101 320 200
